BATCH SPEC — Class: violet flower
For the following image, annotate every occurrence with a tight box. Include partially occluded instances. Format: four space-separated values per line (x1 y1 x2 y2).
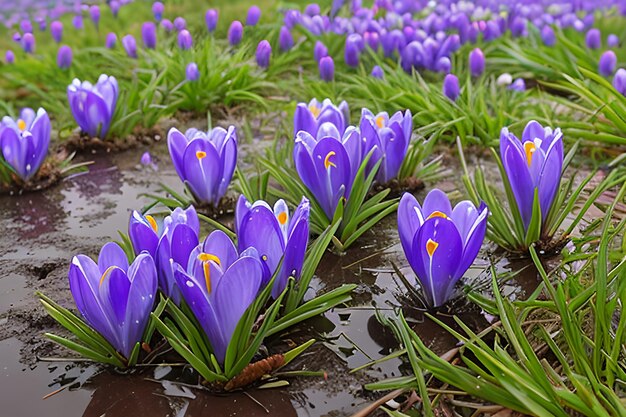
68 242 157 358
142 22 157 49
51 20 63 43
22 33 35 53
0 107 50 181
314 41 328 63
293 98 349 137
607 34 619 48
122 34 137 58
443 74 460 101
371 65 384 79
105 32 117 48
236 196 310 298
246 5 261 26
73 15 83 30
89 5 100 29
186 62 199 81
509 78 526 91
599 50 617 76
152 2 164 21
167 126 237 207
177 30 192 50
469 48 485 77
255 40 271 68
57 45 72 68
67 74 119 138
345 34 361 67
174 17 186 31
5 50 15 64
500 120 563 229
228 21 243 46
206 9 218 33
541 25 556 46
161 19 173 32
319 56 335 82
110 1 121 17
585 28 601 49
279 26 293 52
398 190 488 307
613 68 626 96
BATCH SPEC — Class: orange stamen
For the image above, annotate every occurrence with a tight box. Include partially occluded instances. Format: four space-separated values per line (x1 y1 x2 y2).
426 239 439 258
375 116 385 128
277 212 288 225
197 253 221 294
196 150 207 160
324 151 336 169
523 141 536 167
99 265 116 287
426 211 448 220
145 215 158 232
309 105 321 119
17 119 26 131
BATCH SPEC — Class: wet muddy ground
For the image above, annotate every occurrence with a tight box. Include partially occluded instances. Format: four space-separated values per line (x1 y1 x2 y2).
0 130 547 417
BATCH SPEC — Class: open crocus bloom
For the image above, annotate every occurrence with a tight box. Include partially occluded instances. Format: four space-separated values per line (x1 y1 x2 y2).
0 107 50 181
68 242 157 358
398 190 488 307
174 230 263 363
167 126 237 207
500 120 563 229
236 196 310 298
360 108 412 183
293 98 350 138
67 74 118 138
293 123 363 219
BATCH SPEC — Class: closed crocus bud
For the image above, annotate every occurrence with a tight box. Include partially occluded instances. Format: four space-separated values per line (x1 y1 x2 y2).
607 34 619 48
152 2 164 21
72 14 83 30
585 28 601 49
205 9 218 32
5 50 15 64
161 19 173 32
371 65 384 79
174 17 186 31
599 51 617 76
613 68 626 96
246 5 261 26
509 78 526 91
344 35 361 67
20 19 33 33
314 40 328 62
436 57 452 73
255 40 271 68
36 17 47 31
469 48 485 77
110 0 120 17
364 31 380 51
22 33 35 53
50 20 63 43
57 45 72 68
177 29 192 50
279 26 293 51
12 32 21 43
142 22 157 49
541 25 556 46
228 21 243 46
105 32 117 48
510 17 527 37
305 3 320 16
443 74 460 101
497 72 513 86
319 56 334 81
122 34 137 58
186 62 199 81
90 5 100 28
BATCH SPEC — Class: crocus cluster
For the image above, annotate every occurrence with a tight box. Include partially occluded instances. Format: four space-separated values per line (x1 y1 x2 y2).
67 74 118 139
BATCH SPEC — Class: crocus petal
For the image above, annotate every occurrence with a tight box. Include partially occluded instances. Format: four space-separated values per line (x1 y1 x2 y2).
537 135 563 220
1 127 28 178
456 202 488 276
397 193 424 259
167 127 189 179
182 139 221 205
122 254 157 357
215 127 237 204
98 266 130 353
422 189 453 218
294 103 317 136
129 212 159 258
500 130 534 227
201 230 239 271
98 242 129 273
274 217 308 298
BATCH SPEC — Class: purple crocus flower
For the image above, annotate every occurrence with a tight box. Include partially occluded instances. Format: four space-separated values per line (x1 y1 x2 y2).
177 30 192 50
72 15 83 30
140 151 153 166
12 32 21 43
599 50 617 76
5 50 15 64
585 28 601 49
110 1 121 17
443 74 460 101
20 19 33 34
469 48 485 77
68 242 157 358
256 40 271 68
293 98 349 137
500 121 563 229
174 17 186 31
304 3 320 16
206 9 218 33
152 2 164 21
186 62 199 81
106 32 117 48
89 5 100 28
173 230 263 363
51 21 63 43
371 65 384 79
509 78 526 91
319 56 335 82
345 34 361 68
236 196 310 298
67 74 118 138
167 126 237 207
541 25 556 46
122 34 137 58
228 21 243 46
246 5 261 26
607 34 619 48
613 68 626 96
36 17 47 31
57 45 72 68
0 107 50 181
142 22 157 49
397 190 488 307
510 17 527 37
160 19 173 32
22 33 35 53
360 109 412 183
279 26 293 52
314 40 328 62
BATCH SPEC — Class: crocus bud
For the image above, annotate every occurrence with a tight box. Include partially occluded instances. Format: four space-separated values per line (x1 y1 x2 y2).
443 74 460 101
364 31 380 51
314 40 328 62
585 28 601 49
174 17 186 31
510 17 527 37
122 34 137 58
599 50 617 76
607 34 619 48
541 25 556 46
509 78 526 91
305 3 320 16
371 65 384 79
72 15 83 30
279 26 293 51
497 73 513 86
110 1 120 17
140 151 153 166
142 22 157 49
469 47 485 77
319 56 334 82
178 29 192 50
160 19 173 32
613 68 626 96
57 45 72 68
20 20 33 33
22 33 35 53
5 50 15 64
228 21 243 46
152 2 164 21
436 57 451 73
186 62 199 81
255 40 271 68
51 21 63 43
205 9 218 32
344 35 361 68
12 32 21 43
246 5 261 26
106 32 117 48
90 5 100 28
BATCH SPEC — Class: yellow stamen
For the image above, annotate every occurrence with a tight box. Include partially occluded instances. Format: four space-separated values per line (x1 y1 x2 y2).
426 239 439 258
309 105 321 119
196 150 207 160
17 119 26 131
277 212 288 225
197 253 221 294
262 255 268 261
99 265 117 287
145 215 158 232
426 211 448 220
523 141 536 167
197 253 221 265
375 116 385 128
324 151 336 169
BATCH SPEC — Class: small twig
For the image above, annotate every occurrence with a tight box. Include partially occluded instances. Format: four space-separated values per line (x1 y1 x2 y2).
349 388 406 417
243 391 270 414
